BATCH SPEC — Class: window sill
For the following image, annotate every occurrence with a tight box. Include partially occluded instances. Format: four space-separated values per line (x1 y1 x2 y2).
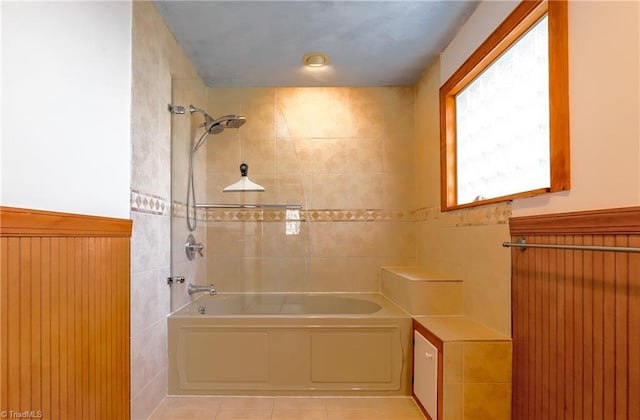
441 187 550 212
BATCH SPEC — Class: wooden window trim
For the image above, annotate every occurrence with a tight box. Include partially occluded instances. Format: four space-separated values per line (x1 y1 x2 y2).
439 0 570 212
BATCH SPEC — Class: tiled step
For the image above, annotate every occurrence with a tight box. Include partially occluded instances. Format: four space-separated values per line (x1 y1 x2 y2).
381 267 463 315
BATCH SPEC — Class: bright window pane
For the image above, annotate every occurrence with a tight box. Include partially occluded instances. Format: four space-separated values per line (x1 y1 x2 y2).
455 16 549 205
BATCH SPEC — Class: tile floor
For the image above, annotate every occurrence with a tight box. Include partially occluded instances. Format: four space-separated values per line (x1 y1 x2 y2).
149 396 426 420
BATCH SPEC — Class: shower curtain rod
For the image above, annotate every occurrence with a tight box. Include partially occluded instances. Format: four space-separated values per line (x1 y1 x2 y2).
196 203 302 210
503 237 640 253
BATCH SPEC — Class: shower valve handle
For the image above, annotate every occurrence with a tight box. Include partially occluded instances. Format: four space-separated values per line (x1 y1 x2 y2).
191 243 204 257
185 234 204 260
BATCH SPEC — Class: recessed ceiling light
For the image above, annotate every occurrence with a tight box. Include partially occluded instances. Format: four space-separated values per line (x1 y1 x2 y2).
302 52 330 68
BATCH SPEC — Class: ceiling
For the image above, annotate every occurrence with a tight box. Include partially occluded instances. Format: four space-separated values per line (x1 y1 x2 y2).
154 1 479 87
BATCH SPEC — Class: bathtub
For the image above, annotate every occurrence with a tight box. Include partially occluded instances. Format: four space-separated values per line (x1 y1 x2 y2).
168 293 412 396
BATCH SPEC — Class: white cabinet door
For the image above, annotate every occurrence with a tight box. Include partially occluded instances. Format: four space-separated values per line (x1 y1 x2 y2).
414 331 438 419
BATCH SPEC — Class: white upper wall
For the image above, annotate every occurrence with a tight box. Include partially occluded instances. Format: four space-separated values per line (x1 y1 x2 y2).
1 1 132 218
440 0 640 216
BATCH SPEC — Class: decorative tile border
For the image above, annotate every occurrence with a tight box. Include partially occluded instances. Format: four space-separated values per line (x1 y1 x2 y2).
201 209 412 222
168 201 510 225
413 202 512 226
130 190 171 216
171 201 206 221
305 209 412 222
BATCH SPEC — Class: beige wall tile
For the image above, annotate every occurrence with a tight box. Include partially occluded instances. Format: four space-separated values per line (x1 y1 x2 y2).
382 222 417 258
131 368 167 420
345 137 384 173
348 90 385 139
130 212 171 274
131 268 170 336
384 173 417 210
463 342 512 383
240 137 276 174
308 257 381 292
207 222 277 257
384 133 415 175
261 257 309 291
207 256 265 292
415 59 441 209
311 173 385 209
418 282 464 315
463 383 511 420
277 87 351 108
275 137 312 174
275 222 310 256
443 342 463 384
309 222 381 257
131 320 167 398
275 174 312 208
443 383 463 420
206 135 241 174
209 87 275 105
302 138 349 173
277 89 353 138
240 100 276 140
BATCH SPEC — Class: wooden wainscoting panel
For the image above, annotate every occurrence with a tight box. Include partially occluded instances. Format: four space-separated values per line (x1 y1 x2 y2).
0 207 131 419
510 207 639 420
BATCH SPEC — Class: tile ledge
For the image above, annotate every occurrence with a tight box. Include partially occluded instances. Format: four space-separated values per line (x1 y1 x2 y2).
381 266 462 282
413 315 511 342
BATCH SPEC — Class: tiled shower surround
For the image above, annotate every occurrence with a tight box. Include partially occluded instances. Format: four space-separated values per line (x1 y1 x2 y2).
202 87 418 293
130 2 513 418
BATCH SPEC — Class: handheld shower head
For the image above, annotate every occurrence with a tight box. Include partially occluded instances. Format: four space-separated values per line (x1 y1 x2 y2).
213 115 247 129
186 106 249 232
203 115 225 135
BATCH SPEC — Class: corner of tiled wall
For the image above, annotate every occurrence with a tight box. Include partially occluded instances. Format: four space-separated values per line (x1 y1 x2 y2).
130 2 205 418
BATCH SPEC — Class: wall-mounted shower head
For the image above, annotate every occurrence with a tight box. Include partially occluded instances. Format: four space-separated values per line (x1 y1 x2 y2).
189 105 247 152
210 115 247 130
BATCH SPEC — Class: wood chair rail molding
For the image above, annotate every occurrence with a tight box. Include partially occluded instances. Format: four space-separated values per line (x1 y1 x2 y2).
0 206 132 237
509 206 640 235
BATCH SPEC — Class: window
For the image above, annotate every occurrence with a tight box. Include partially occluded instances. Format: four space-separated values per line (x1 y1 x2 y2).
440 0 569 211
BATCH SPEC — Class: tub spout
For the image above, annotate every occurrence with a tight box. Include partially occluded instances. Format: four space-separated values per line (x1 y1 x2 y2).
188 283 217 296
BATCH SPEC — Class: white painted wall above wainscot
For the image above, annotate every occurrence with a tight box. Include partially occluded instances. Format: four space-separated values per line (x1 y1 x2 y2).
1 1 132 218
